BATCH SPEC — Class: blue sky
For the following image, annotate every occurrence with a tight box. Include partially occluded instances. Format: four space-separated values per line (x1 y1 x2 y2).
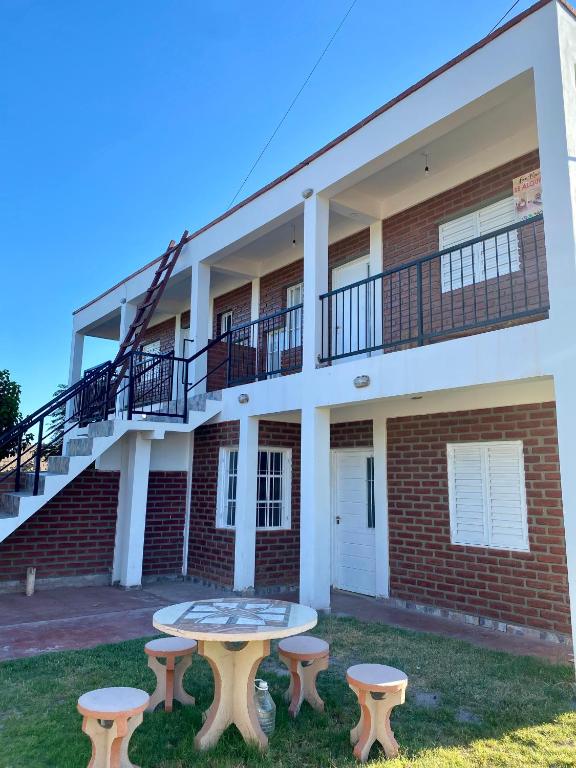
1 0 535 416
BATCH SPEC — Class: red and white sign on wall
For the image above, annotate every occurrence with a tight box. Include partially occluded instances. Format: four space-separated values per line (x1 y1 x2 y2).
513 168 542 220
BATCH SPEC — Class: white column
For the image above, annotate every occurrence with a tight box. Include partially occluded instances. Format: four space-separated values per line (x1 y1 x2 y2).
299 405 331 609
303 195 329 372
373 414 389 597
233 416 259 593
64 330 85 428
119 301 137 347
190 261 211 392
534 7 576 666
112 432 153 587
172 313 183 402
369 221 384 352
250 277 261 353
250 278 261 322
68 330 85 386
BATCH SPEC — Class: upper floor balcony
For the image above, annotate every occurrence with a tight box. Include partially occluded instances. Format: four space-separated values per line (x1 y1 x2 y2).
70 68 555 407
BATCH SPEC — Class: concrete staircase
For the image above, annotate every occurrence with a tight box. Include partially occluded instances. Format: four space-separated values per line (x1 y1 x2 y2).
0 392 222 544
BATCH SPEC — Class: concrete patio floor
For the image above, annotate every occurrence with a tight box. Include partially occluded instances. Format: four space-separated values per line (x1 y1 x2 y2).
0 581 572 665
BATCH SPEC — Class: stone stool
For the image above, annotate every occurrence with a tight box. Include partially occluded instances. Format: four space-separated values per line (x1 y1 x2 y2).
278 635 329 717
77 686 149 768
346 664 408 762
144 636 197 712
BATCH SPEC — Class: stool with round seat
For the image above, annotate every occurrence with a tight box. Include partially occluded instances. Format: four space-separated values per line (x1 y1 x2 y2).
77 686 149 768
144 636 197 713
278 635 329 717
346 664 408 762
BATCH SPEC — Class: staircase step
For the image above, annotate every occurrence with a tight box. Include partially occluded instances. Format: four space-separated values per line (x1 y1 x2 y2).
66 437 94 456
0 491 33 518
88 420 115 438
47 455 70 474
22 473 46 494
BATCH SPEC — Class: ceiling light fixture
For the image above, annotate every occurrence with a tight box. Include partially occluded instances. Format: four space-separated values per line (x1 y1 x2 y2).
423 151 430 177
291 224 297 248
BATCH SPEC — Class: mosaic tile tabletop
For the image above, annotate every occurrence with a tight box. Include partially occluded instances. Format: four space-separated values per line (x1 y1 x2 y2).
153 598 317 642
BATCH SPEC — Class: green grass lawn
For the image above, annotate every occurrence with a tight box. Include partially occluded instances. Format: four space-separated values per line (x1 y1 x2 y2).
1 615 575 767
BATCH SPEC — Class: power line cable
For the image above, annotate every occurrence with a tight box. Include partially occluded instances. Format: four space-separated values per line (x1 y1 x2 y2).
488 0 521 35
227 0 359 210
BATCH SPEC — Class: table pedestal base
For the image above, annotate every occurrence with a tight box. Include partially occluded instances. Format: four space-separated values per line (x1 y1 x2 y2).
194 639 270 751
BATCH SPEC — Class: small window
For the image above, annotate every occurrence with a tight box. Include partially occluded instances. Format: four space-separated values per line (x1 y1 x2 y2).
447 441 529 551
439 197 520 293
217 447 292 529
142 340 161 355
367 456 375 529
220 311 233 334
286 283 303 348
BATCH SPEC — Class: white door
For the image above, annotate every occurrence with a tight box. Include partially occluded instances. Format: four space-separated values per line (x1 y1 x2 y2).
332 450 376 595
331 257 370 360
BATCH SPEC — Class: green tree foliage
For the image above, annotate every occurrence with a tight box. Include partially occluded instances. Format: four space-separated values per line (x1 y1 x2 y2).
0 369 24 460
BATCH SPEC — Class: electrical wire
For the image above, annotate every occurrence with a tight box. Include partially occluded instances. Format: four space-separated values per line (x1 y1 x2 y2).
488 0 521 35
226 0 359 210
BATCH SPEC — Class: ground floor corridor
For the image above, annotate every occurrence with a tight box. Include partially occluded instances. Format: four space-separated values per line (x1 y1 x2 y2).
0 582 571 664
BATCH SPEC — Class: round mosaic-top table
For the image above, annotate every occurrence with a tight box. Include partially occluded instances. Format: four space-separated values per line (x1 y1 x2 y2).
153 597 317 750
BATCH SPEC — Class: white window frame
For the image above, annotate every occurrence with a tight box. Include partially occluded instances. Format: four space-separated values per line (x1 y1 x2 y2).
447 440 529 552
286 282 303 348
439 196 520 293
220 310 233 334
216 446 292 530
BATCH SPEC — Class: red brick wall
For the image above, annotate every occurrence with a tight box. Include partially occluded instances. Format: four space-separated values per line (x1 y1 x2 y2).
0 466 120 584
141 317 176 353
213 283 252 337
387 402 571 635
381 150 540 268
331 420 373 448
187 419 301 589
143 471 187 577
259 260 304 317
188 421 238 586
256 421 301 588
213 228 371 325
328 228 370 285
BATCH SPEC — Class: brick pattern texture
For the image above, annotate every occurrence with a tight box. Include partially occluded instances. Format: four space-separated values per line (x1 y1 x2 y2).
331 420 373 448
387 402 570 635
143 471 188 577
378 150 548 350
188 421 238 586
141 317 177 354
213 283 252 337
0 467 120 583
187 419 301 589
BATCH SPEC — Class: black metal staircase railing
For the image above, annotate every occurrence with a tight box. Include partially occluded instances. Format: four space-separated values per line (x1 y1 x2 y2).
0 305 304 499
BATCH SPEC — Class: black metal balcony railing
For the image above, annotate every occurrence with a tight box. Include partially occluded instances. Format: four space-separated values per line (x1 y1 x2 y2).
200 304 303 390
319 214 548 362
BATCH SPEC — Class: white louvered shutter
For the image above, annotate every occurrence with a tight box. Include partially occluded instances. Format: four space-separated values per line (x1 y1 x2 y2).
448 444 487 545
439 196 519 292
448 442 528 551
477 197 519 281
485 443 528 550
439 212 478 292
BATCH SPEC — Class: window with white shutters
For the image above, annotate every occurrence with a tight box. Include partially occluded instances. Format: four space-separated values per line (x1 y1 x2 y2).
216 447 292 529
447 441 529 551
439 196 520 293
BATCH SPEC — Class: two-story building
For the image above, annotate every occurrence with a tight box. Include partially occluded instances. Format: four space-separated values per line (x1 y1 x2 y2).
1 0 575 654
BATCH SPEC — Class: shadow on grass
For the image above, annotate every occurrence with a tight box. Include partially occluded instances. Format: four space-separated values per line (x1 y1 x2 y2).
0 615 574 767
